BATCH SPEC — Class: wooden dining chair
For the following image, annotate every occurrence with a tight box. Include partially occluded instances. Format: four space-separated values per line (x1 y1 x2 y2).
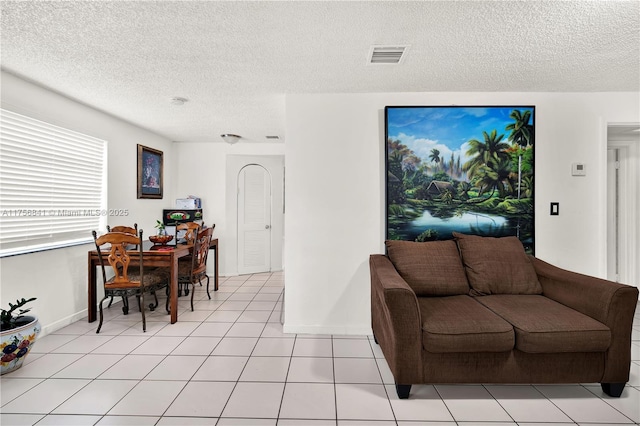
175 222 201 296
177 226 214 311
92 229 169 333
105 224 138 311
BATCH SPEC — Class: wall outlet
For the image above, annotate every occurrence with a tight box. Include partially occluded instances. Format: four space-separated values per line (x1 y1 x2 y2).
550 202 559 215
572 163 586 176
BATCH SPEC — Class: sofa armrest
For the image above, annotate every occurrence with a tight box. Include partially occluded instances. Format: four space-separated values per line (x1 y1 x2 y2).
530 256 639 382
370 254 423 384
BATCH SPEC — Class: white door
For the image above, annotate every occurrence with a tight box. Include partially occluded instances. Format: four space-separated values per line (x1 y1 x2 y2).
606 148 619 281
238 164 271 274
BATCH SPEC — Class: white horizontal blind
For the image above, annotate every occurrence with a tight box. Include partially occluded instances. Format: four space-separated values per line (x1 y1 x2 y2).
0 109 107 257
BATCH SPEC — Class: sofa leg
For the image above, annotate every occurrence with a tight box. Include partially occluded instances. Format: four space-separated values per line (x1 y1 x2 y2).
601 382 625 397
395 384 411 399
373 334 378 344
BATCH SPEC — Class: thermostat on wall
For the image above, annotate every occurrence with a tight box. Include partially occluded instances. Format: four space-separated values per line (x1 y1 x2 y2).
572 163 586 176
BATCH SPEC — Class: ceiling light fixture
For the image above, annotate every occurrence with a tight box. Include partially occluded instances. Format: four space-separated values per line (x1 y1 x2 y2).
170 97 188 106
221 134 241 144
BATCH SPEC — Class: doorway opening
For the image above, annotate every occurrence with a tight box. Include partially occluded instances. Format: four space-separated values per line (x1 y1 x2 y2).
606 124 639 287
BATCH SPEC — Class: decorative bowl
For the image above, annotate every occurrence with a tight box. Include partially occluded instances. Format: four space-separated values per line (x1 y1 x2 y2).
149 235 174 245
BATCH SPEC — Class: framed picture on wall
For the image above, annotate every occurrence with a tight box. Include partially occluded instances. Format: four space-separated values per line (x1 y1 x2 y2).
137 144 163 199
385 105 535 253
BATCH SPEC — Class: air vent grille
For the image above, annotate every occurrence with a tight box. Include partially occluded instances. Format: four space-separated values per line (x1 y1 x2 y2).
368 45 409 65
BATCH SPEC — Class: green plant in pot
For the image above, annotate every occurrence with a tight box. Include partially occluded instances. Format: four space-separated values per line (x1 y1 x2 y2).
155 220 166 236
1 297 41 375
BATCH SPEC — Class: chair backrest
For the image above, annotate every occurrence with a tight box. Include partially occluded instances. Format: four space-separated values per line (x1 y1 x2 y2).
106 223 138 235
176 222 200 244
191 227 213 276
92 230 144 289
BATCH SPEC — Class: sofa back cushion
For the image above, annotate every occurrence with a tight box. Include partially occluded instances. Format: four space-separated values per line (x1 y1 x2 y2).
385 240 470 296
453 232 542 295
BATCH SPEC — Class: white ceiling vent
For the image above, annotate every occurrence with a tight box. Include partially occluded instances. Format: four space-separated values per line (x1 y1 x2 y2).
368 45 409 65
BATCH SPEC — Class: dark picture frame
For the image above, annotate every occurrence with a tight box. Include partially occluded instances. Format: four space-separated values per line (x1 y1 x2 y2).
385 106 535 253
137 144 163 199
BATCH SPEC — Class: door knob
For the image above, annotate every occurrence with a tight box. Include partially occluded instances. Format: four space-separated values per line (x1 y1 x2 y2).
265 225 271 229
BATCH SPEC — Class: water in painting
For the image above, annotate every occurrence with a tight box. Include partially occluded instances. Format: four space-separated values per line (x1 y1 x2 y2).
386 106 534 253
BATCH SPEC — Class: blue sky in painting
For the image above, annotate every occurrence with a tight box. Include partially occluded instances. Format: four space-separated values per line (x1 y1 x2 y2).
386 106 534 166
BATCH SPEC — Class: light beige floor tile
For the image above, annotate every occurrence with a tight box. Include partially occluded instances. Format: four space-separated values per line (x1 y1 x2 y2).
169 336 221 355
29 334 79 354
36 414 102 425
386 384 454 422
0 378 44 406
226 322 266 337
99 354 164 380
164 381 235 417
279 382 336 419
334 357 383 384
585 384 640 422
130 336 185 355
108 380 187 416
261 322 295 338
287 357 334 383
332 338 374 358
237 310 272 323
154 321 200 336
5 353 83 378
221 382 285 418
145 355 207 380
176 309 212 322
191 322 233 337
91 335 150 354
192 355 249 381
97 415 160 425
211 337 258 356
335 383 395 421
0 378 89 414
206 310 243 322
216 419 275 425
436 385 512 422
51 354 124 379
52 379 138 415
535 385 632 423
218 300 251 310
485 385 573 423
0 414 45 425
239 356 290 382
293 338 333 357
252 338 295 356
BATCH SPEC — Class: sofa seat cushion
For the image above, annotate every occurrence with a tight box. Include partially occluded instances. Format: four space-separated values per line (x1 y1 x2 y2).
476 295 611 353
385 240 470 296
418 295 514 353
453 232 542 295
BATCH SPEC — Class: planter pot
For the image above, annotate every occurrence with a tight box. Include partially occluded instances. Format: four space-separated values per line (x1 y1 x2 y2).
1 316 41 375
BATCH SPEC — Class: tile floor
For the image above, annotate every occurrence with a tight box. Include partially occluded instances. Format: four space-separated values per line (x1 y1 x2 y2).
1 272 639 426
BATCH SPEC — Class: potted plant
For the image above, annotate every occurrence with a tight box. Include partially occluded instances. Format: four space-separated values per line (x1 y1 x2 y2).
155 220 166 235
1 297 41 375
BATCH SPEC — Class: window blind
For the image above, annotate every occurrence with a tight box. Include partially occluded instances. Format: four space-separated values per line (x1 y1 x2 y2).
0 108 107 257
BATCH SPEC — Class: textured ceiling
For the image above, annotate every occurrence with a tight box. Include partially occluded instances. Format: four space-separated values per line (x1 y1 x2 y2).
1 1 639 143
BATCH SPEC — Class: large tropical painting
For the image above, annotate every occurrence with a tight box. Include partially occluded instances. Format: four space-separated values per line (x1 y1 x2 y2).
385 106 535 253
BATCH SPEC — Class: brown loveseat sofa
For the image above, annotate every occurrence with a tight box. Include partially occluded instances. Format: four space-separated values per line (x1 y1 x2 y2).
370 233 638 399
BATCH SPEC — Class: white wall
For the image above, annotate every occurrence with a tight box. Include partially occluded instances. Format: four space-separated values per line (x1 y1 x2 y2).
284 92 640 335
174 142 285 276
0 71 176 335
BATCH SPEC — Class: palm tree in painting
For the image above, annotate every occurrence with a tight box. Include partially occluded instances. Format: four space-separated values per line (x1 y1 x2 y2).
463 129 510 178
473 157 513 198
506 110 534 147
429 148 441 171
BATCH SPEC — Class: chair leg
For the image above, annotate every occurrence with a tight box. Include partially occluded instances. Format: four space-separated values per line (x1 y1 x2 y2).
395 384 411 399
122 296 130 315
190 279 197 312
107 295 114 308
96 296 108 333
601 383 625 397
140 292 146 332
148 290 159 311
205 275 211 299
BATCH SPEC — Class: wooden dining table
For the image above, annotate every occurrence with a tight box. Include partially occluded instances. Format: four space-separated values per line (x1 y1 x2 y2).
87 238 219 324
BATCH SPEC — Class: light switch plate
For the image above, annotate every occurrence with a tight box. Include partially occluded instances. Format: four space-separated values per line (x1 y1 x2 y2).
550 202 559 215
